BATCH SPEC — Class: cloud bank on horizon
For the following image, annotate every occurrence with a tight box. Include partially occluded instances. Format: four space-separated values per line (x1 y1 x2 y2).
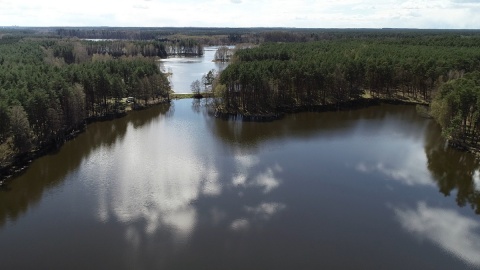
1 0 480 29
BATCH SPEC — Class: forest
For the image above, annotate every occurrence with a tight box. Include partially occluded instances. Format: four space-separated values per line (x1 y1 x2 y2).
2 27 480 179
0 36 180 175
430 71 480 148
214 34 480 148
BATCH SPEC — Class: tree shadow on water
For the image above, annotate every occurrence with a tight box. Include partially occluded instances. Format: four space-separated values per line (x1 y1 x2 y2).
424 120 480 214
0 103 172 227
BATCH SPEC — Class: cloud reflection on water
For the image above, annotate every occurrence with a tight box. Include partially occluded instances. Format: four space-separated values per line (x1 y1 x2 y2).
230 218 250 231
474 170 480 192
84 117 287 252
227 155 286 231
84 120 221 246
355 142 434 187
393 202 480 268
232 155 282 193
230 202 286 232
245 202 286 220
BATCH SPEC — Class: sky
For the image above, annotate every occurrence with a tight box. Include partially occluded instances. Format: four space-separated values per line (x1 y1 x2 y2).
1 0 480 29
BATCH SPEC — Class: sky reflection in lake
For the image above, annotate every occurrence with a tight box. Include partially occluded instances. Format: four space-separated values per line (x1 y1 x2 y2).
355 141 434 187
394 202 480 268
2 100 480 269
159 46 228 93
81 110 221 247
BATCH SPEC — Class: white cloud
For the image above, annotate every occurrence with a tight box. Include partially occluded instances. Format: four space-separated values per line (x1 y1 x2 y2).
355 144 434 187
232 174 247 186
474 170 480 191
245 202 286 219
356 161 434 187
235 155 259 169
0 0 479 28
253 167 282 194
231 155 282 194
83 116 221 247
230 218 250 231
230 202 286 232
393 202 480 267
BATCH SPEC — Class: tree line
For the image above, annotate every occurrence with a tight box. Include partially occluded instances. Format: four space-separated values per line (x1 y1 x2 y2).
214 36 480 116
52 27 480 45
42 38 203 63
0 38 171 162
430 71 480 149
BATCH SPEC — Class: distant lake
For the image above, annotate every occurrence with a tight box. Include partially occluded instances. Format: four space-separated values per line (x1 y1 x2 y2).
158 46 229 93
1 98 480 269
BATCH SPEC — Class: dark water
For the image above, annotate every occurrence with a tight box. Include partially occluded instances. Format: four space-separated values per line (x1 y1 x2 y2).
1 100 480 270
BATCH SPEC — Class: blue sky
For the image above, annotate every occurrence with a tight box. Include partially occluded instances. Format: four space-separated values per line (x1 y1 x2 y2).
1 0 480 28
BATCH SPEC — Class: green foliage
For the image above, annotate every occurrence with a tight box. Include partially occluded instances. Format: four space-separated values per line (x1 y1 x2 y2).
218 38 480 114
83 40 170 58
431 72 480 144
9 105 32 153
0 101 10 143
0 37 171 156
202 69 216 88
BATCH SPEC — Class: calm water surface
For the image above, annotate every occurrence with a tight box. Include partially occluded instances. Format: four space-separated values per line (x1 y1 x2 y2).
1 100 480 269
159 46 228 93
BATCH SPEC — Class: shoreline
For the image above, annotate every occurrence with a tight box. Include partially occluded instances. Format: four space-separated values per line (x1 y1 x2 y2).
0 100 170 186
0 95 430 186
213 96 480 157
215 96 428 122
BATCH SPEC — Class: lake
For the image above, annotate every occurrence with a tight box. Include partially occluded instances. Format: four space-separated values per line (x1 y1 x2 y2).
158 46 229 93
1 57 480 269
